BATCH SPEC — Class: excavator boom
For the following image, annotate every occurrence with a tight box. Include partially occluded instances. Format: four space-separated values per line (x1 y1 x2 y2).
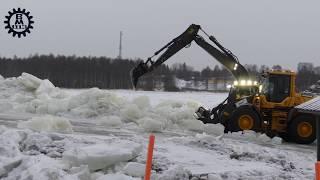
131 24 248 88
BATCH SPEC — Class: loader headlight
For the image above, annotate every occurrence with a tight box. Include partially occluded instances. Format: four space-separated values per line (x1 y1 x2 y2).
240 80 246 86
226 84 232 89
259 85 263 93
233 80 257 86
233 63 238 70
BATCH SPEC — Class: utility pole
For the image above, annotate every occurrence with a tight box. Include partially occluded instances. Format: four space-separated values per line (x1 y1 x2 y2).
118 31 123 59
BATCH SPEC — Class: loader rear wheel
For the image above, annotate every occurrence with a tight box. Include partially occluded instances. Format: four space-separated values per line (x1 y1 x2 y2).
289 115 316 144
229 106 260 132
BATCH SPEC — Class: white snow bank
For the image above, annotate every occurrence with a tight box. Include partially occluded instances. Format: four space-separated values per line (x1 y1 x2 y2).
98 115 123 127
204 123 225 136
17 72 42 90
121 104 143 123
123 162 145 177
69 88 125 116
97 173 138 180
62 141 142 171
225 131 282 145
6 154 75 180
208 174 223 180
18 115 73 133
0 102 13 113
156 166 191 180
0 73 226 134
139 117 163 132
132 96 150 110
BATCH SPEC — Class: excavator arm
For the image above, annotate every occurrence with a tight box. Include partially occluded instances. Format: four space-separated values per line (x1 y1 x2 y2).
131 24 248 88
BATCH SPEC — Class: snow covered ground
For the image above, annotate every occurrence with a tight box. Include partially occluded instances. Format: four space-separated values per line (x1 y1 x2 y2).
0 73 316 180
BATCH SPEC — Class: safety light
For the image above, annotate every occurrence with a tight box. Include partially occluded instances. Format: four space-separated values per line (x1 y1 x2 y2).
240 80 246 86
233 63 238 70
259 85 263 93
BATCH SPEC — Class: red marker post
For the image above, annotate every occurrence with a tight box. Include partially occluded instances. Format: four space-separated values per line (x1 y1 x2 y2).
145 134 155 180
316 116 320 180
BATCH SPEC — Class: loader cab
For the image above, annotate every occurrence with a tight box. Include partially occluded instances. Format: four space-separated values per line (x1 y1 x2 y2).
260 70 296 103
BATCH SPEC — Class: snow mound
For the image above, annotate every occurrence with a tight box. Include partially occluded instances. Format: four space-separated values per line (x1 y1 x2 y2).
132 96 150 110
123 162 145 177
204 123 225 136
17 72 42 90
121 104 143 123
0 73 228 134
68 88 125 117
98 115 123 127
62 141 142 171
18 115 73 133
225 131 283 144
97 173 138 180
208 174 223 180
156 166 191 180
139 117 163 132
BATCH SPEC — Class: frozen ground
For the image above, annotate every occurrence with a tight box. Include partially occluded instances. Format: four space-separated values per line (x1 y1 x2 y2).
0 73 316 180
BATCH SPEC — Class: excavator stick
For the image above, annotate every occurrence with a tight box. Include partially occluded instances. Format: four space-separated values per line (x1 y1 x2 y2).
131 24 201 88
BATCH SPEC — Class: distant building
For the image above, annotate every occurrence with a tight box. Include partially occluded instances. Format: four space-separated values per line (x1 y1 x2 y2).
207 77 233 91
314 66 320 75
298 62 314 72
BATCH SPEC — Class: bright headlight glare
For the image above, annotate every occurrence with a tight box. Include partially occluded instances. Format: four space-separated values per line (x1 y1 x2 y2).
233 63 238 70
240 80 246 86
254 81 258 85
259 85 263 93
233 81 238 86
226 84 232 89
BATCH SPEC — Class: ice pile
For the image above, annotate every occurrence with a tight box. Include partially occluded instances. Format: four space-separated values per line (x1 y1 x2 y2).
0 126 145 180
63 142 142 171
1 73 226 135
0 127 72 180
18 115 73 133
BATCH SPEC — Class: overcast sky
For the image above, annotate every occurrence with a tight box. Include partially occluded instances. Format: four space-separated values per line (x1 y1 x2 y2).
1 0 319 70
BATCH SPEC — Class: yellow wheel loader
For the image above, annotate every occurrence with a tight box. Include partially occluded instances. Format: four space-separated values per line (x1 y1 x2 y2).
131 24 315 144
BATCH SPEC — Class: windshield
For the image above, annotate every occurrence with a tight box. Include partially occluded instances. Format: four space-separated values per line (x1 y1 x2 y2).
260 74 291 102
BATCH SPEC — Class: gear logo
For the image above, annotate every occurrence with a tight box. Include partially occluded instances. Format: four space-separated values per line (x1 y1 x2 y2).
4 8 34 38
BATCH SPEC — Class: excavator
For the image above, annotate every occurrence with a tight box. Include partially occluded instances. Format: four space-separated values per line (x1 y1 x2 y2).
131 24 315 144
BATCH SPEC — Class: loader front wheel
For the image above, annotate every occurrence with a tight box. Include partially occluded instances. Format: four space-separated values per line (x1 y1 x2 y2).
229 106 260 132
289 115 316 144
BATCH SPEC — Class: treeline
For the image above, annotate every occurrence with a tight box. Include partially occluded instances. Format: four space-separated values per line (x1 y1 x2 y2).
0 55 138 89
296 66 320 91
0 55 318 91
